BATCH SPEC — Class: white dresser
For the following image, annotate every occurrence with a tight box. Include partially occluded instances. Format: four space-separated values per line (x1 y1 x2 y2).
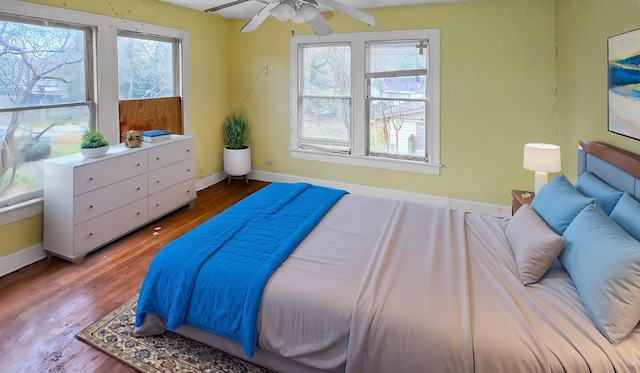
43 135 196 264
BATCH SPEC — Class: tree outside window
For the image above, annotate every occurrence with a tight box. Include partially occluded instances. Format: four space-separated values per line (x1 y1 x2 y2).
0 18 91 207
367 40 429 161
117 33 176 100
298 44 351 152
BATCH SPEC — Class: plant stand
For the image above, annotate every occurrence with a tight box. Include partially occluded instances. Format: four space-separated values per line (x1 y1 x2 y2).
227 175 249 185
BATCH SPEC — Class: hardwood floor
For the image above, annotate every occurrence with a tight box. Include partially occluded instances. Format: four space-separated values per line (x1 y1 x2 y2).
0 179 268 373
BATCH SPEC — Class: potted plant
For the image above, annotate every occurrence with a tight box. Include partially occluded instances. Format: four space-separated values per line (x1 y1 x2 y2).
223 114 251 184
80 130 110 158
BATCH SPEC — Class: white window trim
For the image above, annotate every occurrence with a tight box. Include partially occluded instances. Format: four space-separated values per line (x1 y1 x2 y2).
290 29 441 175
0 0 190 225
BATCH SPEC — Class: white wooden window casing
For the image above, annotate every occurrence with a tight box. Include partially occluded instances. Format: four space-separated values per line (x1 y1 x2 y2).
290 29 441 175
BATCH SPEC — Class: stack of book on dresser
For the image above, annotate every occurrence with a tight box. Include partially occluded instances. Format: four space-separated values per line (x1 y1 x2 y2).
142 130 171 143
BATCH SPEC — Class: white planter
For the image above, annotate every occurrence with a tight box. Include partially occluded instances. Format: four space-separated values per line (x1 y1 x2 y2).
81 146 109 158
223 146 251 176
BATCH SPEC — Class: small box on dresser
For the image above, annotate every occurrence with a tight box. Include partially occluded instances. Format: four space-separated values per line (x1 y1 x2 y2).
43 135 196 264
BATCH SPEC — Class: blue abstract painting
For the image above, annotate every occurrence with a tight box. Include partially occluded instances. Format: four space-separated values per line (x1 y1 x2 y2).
609 28 640 140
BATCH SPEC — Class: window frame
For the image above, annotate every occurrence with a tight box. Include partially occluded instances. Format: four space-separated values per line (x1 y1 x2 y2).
290 29 440 175
117 30 182 100
0 14 96 209
0 0 190 221
0 14 96 114
297 42 352 153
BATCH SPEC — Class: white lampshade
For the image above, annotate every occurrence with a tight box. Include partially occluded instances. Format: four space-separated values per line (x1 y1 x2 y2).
293 3 320 23
523 143 561 172
271 0 296 21
523 143 561 193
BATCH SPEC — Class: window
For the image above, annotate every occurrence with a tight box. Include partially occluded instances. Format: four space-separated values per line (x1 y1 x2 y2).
117 32 179 100
0 16 93 207
298 44 351 153
367 40 428 161
291 30 440 174
0 1 189 214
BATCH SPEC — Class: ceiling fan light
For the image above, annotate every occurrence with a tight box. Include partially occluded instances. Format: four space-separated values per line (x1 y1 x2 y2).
293 3 320 23
270 0 297 22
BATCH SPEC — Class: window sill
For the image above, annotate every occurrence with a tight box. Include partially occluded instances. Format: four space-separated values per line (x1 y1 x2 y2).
0 198 44 226
291 149 441 175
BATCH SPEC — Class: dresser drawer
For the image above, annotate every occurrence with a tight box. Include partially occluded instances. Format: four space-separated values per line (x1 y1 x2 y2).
73 174 148 224
148 158 196 195
149 179 195 220
148 137 195 171
73 198 148 255
74 151 147 195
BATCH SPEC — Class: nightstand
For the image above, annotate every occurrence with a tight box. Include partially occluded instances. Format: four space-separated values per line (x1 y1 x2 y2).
511 190 535 216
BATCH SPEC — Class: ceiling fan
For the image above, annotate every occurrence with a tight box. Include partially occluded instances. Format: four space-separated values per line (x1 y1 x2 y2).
205 0 376 36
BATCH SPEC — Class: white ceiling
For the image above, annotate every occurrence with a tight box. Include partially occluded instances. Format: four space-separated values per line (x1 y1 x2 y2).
160 0 468 19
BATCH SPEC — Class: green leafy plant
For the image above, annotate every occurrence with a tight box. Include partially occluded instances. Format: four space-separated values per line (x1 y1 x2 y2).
223 114 248 150
80 130 109 149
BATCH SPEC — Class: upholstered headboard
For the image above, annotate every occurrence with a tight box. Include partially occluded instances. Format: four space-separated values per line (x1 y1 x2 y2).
578 140 640 200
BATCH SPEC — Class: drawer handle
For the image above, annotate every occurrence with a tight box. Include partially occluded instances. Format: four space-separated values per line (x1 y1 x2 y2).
137 187 141 191
156 157 160 161
89 177 94 181
156 203 160 207
187 169 191 172
187 149 191 152
89 233 93 237
156 180 160 184
89 205 93 209
136 163 141 167
136 212 140 216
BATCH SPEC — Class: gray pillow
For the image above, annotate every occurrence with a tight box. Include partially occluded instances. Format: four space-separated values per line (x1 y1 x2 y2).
506 204 564 285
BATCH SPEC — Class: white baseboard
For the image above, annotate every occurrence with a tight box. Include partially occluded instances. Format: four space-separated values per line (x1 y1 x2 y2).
196 171 228 191
1 170 510 278
0 243 46 278
249 170 512 218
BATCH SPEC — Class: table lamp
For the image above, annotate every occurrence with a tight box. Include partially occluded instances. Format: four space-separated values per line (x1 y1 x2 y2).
523 143 561 193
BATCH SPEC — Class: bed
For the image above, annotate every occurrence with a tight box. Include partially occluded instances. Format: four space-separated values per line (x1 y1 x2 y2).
133 140 640 372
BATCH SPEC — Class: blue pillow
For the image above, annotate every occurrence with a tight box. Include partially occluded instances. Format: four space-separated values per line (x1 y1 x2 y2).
610 193 640 242
531 175 595 235
560 204 640 344
575 172 624 215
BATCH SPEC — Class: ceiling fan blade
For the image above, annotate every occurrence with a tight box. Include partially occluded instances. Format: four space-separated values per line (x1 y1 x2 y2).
205 0 253 13
307 15 332 36
241 2 280 32
316 0 376 26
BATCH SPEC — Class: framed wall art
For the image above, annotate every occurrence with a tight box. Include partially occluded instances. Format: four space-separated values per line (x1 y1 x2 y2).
609 28 640 140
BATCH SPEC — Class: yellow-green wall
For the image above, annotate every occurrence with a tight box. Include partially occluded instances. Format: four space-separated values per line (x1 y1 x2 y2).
6 0 640 260
0 215 42 257
228 0 557 204
555 0 640 179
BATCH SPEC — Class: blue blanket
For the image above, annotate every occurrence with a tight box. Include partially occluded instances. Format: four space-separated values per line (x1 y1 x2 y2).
135 182 348 357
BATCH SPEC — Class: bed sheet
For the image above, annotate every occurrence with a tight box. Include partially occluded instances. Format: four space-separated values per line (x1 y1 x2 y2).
136 194 640 372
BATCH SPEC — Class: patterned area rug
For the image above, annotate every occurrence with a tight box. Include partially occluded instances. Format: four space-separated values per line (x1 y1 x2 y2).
76 296 276 373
